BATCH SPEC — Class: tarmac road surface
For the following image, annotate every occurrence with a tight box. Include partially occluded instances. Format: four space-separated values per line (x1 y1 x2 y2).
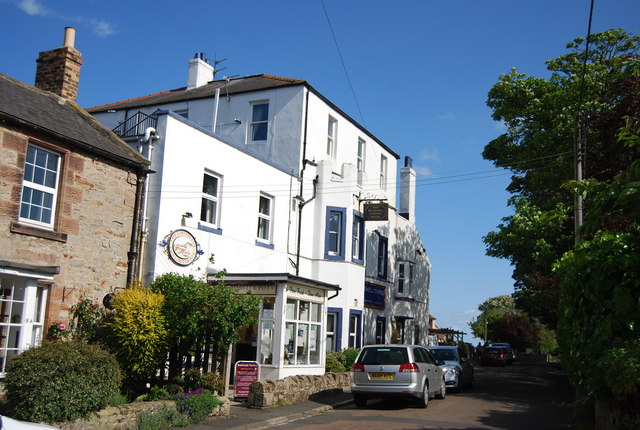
270 362 573 430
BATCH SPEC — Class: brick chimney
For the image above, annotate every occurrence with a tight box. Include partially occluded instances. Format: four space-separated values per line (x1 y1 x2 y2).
35 27 82 101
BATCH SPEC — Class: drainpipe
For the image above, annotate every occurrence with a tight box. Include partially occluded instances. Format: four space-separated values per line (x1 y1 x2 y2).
294 90 311 276
212 88 220 133
130 127 159 285
127 170 147 286
295 175 318 276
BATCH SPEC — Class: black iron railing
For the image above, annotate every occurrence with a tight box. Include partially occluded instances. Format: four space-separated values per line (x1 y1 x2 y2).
112 111 158 138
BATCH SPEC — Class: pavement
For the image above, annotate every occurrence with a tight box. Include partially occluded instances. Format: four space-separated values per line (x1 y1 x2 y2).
186 389 353 430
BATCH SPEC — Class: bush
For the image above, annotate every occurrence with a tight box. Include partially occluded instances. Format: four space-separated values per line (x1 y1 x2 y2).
342 347 360 370
325 351 347 373
146 386 170 401
3 340 122 423
108 286 168 394
201 372 225 395
175 390 220 425
182 368 202 392
136 405 189 430
70 297 105 343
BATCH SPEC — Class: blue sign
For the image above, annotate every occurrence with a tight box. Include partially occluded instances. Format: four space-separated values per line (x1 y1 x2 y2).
364 283 385 309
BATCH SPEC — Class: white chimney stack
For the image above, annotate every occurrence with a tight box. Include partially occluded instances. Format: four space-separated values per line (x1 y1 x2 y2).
187 53 214 89
399 156 416 221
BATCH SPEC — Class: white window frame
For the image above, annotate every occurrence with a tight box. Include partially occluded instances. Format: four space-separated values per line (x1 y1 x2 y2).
200 170 221 228
0 275 49 375
256 193 274 243
380 154 388 191
250 101 269 142
284 298 323 366
326 312 337 353
397 261 414 295
19 144 61 229
352 215 363 261
327 116 337 159
327 209 343 256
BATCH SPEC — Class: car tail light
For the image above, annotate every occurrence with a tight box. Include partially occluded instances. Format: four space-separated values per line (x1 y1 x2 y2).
352 363 365 372
399 363 419 373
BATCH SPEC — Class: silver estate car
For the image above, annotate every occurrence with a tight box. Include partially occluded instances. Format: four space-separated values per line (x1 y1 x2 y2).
350 344 446 408
428 345 474 391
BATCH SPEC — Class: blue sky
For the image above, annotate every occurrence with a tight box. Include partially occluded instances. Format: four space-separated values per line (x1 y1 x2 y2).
2 0 638 344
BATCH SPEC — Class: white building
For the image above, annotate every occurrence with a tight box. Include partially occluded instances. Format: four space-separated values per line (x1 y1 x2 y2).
89 54 431 380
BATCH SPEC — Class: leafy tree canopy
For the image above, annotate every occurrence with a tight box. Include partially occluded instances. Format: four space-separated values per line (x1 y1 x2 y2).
482 28 640 326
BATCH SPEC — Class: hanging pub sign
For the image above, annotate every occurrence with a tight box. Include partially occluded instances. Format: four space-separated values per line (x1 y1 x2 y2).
364 202 388 221
161 229 203 266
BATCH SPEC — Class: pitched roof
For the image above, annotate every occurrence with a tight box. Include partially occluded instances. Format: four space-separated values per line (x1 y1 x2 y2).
87 74 399 159
88 74 306 112
0 73 149 169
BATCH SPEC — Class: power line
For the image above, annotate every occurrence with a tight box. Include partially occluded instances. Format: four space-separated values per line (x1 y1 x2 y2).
320 0 366 127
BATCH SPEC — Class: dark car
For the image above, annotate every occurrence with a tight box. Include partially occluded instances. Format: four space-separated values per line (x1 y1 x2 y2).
428 345 474 391
490 342 516 363
350 344 445 408
481 346 510 366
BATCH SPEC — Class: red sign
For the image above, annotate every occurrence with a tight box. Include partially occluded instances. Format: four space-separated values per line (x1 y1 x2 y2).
234 361 260 399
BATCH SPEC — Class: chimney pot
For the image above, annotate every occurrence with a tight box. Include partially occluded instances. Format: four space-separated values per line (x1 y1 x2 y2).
63 27 76 48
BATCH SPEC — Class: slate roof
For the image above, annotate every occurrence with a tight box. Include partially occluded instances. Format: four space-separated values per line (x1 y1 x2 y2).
88 74 305 112
87 74 399 159
0 73 150 169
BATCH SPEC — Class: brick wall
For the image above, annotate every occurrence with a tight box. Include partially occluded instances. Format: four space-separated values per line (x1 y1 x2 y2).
0 123 137 326
35 46 82 102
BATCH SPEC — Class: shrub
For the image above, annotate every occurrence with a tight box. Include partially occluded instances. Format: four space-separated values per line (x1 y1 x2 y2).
3 340 122 423
147 386 170 401
182 368 202 392
201 372 225 395
175 390 220 424
325 351 347 373
70 297 104 343
108 286 168 394
46 322 71 341
342 347 360 370
136 405 189 430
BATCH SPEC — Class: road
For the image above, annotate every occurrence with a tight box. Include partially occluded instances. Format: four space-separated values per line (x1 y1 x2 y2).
272 362 573 429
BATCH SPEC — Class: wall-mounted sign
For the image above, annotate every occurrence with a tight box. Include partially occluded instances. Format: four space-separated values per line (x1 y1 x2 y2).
364 203 388 221
364 282 386 309
165 229 200 266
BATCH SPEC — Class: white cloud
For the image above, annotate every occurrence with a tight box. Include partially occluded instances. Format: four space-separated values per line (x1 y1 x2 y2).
18 0 47 15
420 149 440 162
414 166 434 177
91 19 115 37
13 0 116 38
437 111 455 121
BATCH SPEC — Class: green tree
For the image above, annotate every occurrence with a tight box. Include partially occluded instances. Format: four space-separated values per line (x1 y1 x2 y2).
482 29 640 327
468 295 515 341
149 273 260 378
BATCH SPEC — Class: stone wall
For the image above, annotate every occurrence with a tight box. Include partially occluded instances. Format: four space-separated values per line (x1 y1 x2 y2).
57 398 229 430
247 372 350 408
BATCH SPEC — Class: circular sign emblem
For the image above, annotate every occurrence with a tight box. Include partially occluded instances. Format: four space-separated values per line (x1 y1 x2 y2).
167 229 198 266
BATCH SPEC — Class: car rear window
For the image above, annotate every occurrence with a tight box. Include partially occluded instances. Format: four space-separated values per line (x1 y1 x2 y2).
429 348 458 361
358 347 409 365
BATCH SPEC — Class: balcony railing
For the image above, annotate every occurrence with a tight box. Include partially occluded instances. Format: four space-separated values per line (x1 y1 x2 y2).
112 111 157 139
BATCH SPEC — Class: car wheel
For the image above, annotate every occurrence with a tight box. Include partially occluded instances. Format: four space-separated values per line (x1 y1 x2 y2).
436 377 446 399
416 381 429 408
353 394 367 408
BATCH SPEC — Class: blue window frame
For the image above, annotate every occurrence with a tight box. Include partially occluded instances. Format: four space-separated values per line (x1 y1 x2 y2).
324 206 346 260
327 307 343 352
351 211 364 264
348 310 362 348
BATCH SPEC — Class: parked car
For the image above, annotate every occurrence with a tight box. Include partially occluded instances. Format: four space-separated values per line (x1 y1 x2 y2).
481 346 510 366
0 415 60 429
490 342 516 363
428 345 474 391
350 344 445 408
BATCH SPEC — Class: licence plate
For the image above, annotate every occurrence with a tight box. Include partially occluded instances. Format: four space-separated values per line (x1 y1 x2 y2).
370 372 394 379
